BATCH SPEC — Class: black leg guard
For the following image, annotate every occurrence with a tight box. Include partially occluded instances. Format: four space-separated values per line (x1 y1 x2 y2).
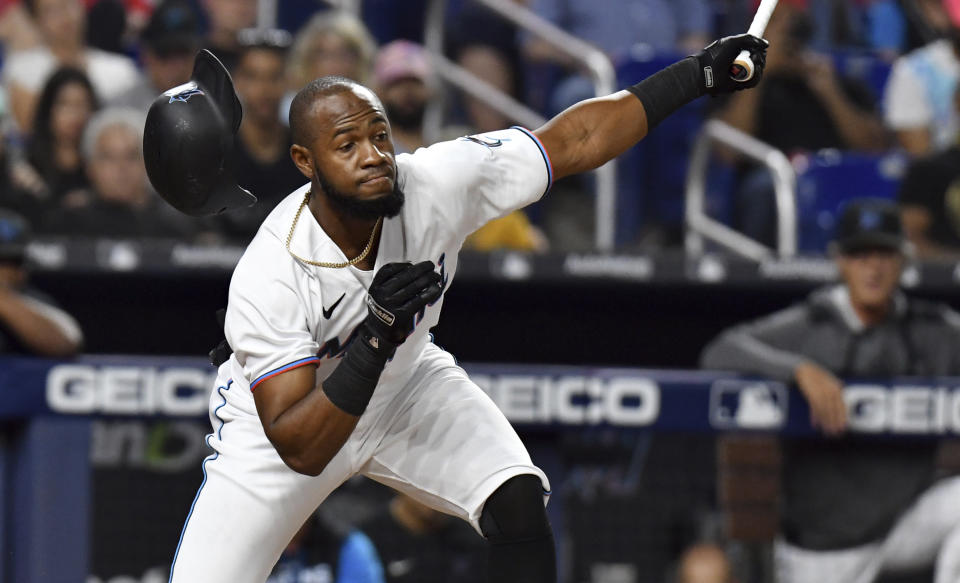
479 474 556 583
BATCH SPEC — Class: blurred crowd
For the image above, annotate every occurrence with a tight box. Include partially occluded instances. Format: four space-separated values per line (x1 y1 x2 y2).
0 0 956 256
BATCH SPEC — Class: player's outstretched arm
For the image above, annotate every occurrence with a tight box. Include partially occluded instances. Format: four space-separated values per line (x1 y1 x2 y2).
254 262 443 476
534 34 768 181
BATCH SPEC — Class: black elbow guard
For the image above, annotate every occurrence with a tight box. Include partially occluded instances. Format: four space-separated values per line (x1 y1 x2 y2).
626 57 702 132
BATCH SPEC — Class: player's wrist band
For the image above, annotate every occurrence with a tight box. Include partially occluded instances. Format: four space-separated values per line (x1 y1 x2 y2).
321 327 395 416
627 57 703 132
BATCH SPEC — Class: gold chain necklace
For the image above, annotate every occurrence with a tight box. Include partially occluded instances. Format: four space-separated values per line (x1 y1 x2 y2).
285 191 382 268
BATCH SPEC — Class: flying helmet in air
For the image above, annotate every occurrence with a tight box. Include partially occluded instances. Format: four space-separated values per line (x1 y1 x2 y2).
143 49 256 216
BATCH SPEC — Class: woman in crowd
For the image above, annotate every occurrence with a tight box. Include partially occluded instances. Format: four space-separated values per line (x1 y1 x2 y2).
285 10 377 107
26 67 99 206
3 0 137 132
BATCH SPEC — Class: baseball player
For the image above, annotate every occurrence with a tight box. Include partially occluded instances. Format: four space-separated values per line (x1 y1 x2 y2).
145 37 767 583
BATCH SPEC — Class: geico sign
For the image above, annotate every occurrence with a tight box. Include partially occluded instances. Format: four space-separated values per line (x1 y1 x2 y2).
846 385 960 434
46 365 215 415
473 374 660 426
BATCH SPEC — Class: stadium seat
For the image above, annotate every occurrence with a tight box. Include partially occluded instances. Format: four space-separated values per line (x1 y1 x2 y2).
830 49 894 103
794 150 908 253
613 48 891 249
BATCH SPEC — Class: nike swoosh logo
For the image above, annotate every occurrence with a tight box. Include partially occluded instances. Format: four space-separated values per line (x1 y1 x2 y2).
322 293 345 319
464 135 503 148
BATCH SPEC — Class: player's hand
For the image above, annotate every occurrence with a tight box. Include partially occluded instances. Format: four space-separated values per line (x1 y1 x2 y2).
363 261 443 348
695 34 769 96
793 362 847 436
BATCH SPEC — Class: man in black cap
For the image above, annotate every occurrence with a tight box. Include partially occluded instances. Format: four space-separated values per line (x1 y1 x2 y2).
0 209 83 356
110 0 201 112
701 198 960 583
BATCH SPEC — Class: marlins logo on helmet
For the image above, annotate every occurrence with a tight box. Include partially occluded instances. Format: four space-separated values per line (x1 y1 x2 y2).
167 85 205 104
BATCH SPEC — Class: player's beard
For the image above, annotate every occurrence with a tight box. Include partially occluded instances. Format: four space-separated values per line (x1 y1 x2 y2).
315 167 405 220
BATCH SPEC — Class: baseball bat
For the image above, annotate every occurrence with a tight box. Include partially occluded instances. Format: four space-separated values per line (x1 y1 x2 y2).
730 0 779 82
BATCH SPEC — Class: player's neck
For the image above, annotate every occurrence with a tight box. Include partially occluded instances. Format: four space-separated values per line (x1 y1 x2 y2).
308 193 381 269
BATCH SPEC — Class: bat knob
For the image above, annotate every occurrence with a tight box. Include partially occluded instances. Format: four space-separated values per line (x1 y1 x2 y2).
730 49 756 82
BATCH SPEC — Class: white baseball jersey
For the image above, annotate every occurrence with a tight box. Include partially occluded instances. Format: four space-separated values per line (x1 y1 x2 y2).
223 126 551 397
170 128 553 583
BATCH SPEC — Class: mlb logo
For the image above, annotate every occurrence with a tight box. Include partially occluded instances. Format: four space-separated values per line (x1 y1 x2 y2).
709 380 787 430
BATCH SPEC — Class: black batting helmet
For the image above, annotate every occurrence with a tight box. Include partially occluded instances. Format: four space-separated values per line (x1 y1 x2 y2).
143 49 256 216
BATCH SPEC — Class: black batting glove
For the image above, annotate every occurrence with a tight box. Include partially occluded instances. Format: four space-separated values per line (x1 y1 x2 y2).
323 262 440 417
694 34 769 96
362 261 443 351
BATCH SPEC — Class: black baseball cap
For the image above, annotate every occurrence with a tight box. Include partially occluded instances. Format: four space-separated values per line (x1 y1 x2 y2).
141 0 200 57
237 28 293 52
833 198 905 254
0 209 30 264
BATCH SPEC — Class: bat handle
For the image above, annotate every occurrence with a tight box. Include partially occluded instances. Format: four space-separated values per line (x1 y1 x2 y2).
730 49 756 82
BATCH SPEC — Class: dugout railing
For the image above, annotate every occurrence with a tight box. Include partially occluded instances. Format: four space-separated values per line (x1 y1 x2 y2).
422 0 620 251
685 120 798 261
3 355 960 582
